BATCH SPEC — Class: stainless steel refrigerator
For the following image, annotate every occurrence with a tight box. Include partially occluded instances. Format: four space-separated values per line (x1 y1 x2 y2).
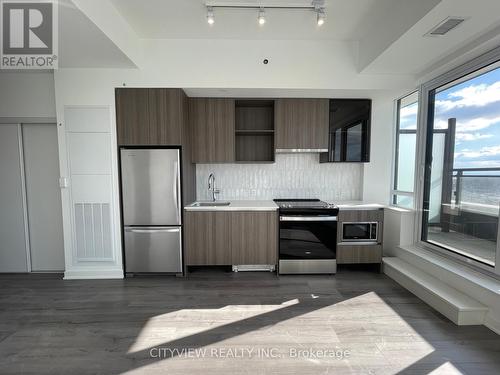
120 147 182 274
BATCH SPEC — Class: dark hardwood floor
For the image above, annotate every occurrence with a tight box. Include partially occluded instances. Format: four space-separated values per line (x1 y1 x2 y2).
0 269 499 375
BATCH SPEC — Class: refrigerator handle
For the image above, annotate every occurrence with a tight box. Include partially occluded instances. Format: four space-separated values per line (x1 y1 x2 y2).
174 160 181 223
125 227 181 233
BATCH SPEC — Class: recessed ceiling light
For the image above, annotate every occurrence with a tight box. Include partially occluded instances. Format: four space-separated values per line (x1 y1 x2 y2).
207 6 215 25
258 8 266 25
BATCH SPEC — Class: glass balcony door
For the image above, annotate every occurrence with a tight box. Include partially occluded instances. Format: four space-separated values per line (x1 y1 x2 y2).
421 63 500 268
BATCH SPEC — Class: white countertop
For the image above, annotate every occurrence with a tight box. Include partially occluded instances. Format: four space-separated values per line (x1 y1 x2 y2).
185 200 278 211
334 201 385 210
185 200 385 211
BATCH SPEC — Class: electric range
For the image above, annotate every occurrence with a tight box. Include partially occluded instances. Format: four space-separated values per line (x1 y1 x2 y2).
273 199 339 274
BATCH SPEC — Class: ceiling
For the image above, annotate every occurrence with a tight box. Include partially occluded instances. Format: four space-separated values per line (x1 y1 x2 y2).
362 0 500 75
59 0 135 68
55 0 500 80
110 0 382 40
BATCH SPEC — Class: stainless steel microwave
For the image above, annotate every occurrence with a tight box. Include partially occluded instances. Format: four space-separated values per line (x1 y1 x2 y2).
341 222 378 242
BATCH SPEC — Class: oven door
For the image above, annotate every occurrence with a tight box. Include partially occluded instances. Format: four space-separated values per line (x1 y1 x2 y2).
279 216 337 260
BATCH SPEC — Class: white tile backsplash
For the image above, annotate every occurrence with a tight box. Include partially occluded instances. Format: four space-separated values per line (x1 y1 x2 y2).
196 153 363 202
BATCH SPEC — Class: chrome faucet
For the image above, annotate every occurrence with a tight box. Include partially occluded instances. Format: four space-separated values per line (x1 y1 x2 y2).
208 173 220 202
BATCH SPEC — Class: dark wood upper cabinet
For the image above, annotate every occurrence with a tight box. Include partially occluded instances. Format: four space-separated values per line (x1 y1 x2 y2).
115 88 185 145
275 98 329 150
189 98 235 163
116 88 150 145
148 89 184 145
320 99 371 163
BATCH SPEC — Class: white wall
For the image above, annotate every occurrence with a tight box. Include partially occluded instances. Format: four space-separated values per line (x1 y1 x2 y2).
383 207 416 256
0 72 56 119
363 92 402 204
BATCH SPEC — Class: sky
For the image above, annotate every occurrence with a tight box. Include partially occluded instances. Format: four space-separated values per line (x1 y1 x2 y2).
400 65 500 170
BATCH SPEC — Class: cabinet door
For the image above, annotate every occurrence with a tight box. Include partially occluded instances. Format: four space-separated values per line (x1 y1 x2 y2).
275 99 329 150
116 88 150 145
327 99 371 162
148 89 184 145
190 98 235 162
116 88 185 145
184 211 232 265
231 212 277 265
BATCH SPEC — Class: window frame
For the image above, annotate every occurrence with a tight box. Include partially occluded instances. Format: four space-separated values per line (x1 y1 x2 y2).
414 46 500 277
391 91 419 209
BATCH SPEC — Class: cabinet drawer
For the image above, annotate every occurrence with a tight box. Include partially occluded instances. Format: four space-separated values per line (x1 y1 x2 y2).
337 244 382 264
125 227 182 273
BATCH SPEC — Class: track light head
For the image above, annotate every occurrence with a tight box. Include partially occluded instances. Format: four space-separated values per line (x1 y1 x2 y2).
258 8 266 25
207 6 215 25
316 8 326 26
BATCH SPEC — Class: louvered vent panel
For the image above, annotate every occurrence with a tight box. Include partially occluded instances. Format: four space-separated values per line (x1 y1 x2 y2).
74 203 113 261
426 17 466 36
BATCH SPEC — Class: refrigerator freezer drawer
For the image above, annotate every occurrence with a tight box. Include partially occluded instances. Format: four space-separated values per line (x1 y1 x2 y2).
124 226 182 273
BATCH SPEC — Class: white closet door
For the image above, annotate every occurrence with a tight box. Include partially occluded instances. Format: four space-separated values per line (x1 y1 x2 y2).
0 125 28 272
22 124 65 271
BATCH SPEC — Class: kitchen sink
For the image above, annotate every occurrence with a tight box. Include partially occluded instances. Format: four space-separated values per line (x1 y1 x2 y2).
191 201 231 207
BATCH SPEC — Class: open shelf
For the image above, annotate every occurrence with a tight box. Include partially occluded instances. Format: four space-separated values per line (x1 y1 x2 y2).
235 100 275 163
235 129 274 134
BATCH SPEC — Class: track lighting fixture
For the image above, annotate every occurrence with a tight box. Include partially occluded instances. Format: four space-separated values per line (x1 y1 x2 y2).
316 9 326 26
207 6 215 25
205 2 326 27
258 8 266 25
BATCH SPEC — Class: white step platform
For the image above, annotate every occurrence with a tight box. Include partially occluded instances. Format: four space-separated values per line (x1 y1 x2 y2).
383 256 488 325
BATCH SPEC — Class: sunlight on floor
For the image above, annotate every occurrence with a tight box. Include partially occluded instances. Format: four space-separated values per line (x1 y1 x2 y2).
127 299 300 353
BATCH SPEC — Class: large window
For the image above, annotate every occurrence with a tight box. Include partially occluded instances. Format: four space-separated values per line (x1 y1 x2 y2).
422 64 500 267
392 91 418 208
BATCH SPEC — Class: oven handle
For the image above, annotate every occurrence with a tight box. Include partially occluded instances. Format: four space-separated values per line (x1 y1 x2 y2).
280 216 338 222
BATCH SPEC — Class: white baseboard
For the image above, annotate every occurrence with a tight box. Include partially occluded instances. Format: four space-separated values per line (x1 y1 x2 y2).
64 268 124 280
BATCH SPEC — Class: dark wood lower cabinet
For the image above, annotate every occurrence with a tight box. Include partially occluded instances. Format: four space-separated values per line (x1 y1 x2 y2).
184 210 278 266
231 212 277 265
337 244 382 264
184 211 231 265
